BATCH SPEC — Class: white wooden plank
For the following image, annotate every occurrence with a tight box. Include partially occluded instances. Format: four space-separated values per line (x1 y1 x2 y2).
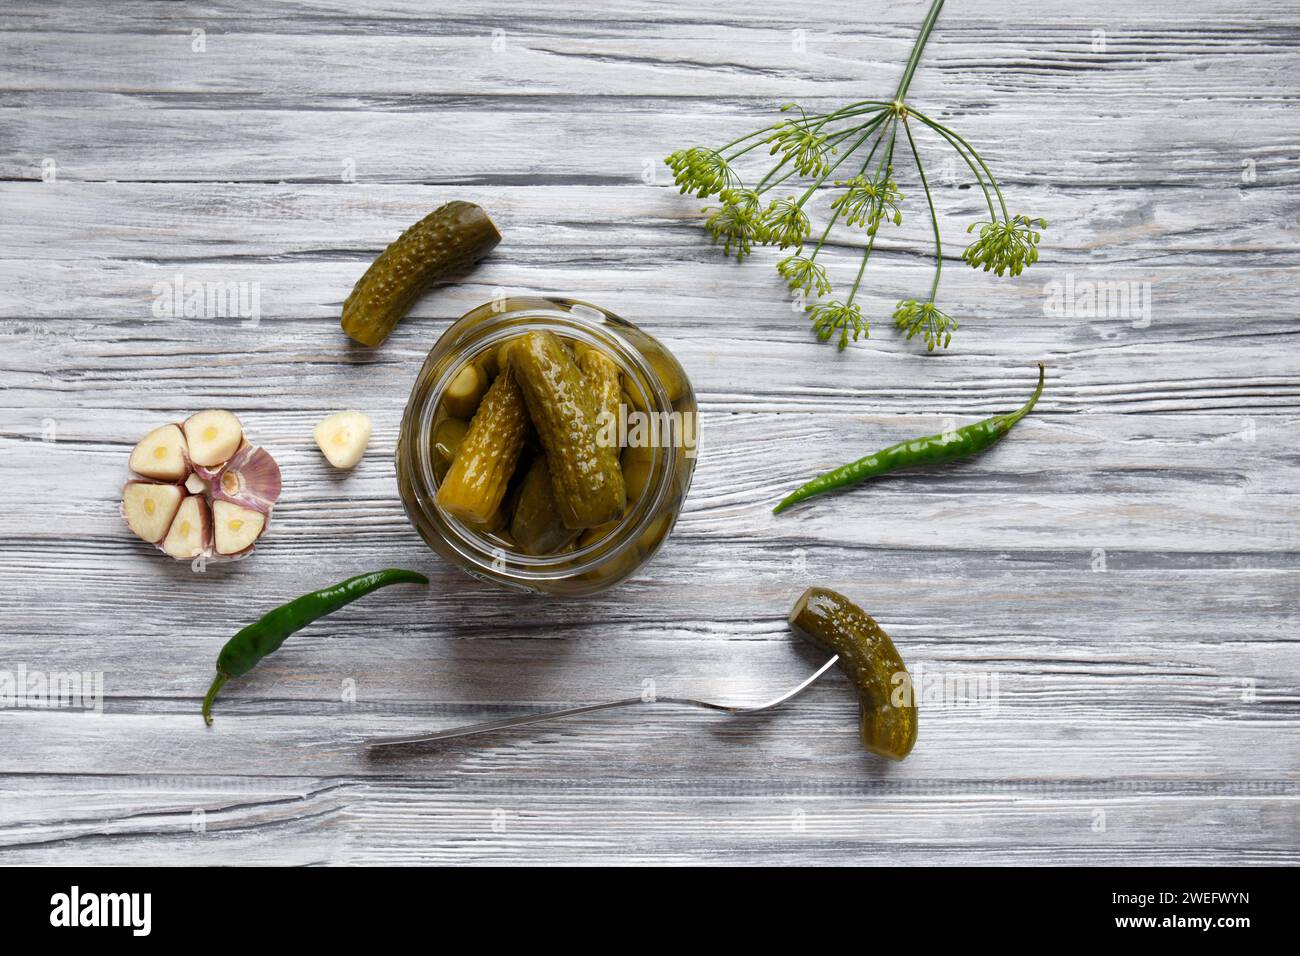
0 0 1296 865
1 776 1294 865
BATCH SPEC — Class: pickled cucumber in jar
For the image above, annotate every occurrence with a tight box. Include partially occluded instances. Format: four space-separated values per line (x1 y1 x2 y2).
429 324 691 577
506 331 626 530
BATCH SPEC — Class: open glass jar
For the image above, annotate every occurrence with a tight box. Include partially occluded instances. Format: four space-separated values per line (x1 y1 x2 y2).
396 296 697 596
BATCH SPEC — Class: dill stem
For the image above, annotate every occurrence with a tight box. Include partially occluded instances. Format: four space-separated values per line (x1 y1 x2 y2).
845 230 878 306
793 116 886 208
903 116 943 302
895 0 946 102
907 112 998 220
908 107 1010 220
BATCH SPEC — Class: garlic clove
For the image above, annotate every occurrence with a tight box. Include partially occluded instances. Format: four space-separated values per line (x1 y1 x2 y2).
122 481 184 544
314 411 372 470
161 495 212 560
210 443 282 513
212 500 266 555
128 424 189 481
184 472 208 495
441 363 489 419
184 409 243 466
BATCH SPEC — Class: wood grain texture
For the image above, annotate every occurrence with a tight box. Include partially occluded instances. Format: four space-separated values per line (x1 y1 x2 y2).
0 0 1297 866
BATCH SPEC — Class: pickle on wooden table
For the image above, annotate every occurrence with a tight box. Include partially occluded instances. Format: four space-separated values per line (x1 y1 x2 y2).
341 201 501 347
788 587 917 760
435 365 528 525
510 455 580 555
507 331 626 529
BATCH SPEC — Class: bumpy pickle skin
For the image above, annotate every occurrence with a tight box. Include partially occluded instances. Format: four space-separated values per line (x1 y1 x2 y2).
341 201 501 347
435 365 528 525
576 345 622 431
788 587 917 760
510 455 580 555
507 331 626 529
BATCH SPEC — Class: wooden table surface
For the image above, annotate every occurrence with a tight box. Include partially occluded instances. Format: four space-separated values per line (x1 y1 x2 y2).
2 0 1297 865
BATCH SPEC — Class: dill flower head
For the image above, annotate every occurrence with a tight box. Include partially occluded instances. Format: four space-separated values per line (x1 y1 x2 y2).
776 254 831 296
892 298 958 352
665 146 739 199
759 196 812 250
962 214 1047 277
830 171 904 235
767 114 835 177
703 189 763 261
808 299 867 351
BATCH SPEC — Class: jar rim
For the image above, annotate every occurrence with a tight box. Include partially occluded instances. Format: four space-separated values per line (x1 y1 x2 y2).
402 298 682 586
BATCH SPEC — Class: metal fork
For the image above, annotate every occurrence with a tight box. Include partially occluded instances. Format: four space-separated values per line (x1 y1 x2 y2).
364 654 839 749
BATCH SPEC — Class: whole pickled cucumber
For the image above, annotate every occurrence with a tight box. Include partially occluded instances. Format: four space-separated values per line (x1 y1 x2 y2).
342 201 501 347
788 587 917 760
435 365 528 524
577 344 623 449
510 455 580 555
508 332 626 529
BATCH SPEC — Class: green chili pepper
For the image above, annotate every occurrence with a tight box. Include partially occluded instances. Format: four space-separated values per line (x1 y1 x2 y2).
202 568 428 725
774 363 1044 514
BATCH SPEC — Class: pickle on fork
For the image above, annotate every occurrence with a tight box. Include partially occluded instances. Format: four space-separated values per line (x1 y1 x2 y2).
788 587 917 760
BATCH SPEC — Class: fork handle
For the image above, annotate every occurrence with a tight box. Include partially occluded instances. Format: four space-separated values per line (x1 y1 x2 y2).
365 698 647 748
364 655 839 749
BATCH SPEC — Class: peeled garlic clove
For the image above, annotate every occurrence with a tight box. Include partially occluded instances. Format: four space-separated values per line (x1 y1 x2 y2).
161 495 212 560
212 500 266 555
122 481 184 544
184 409 243 466
210 444 282 513
185 472 208 495
128 424 189 481
442 363 489 419
314 411 372 470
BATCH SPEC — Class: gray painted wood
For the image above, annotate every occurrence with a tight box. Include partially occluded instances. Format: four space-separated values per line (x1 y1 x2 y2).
0 0 1297 865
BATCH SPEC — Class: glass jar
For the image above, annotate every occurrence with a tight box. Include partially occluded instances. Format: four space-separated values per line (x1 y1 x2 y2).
396 296 697 596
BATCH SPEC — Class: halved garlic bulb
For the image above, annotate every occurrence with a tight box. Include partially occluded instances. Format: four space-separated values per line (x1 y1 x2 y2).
122 410 280 562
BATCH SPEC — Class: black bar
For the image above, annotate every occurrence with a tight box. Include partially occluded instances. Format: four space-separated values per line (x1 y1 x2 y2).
3 866 1283 939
